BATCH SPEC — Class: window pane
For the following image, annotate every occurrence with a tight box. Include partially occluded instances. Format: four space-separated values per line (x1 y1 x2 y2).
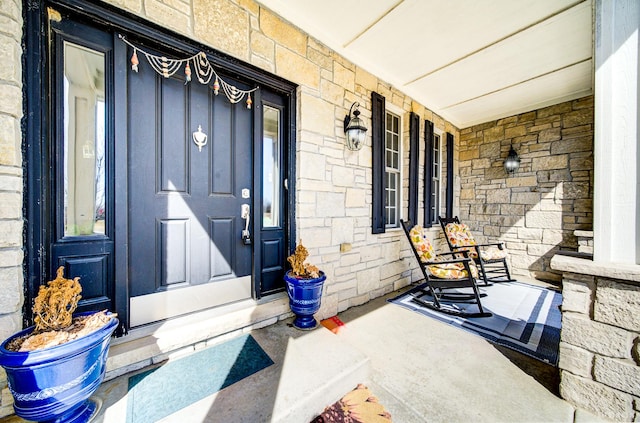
263 106 281 228
63 42 106 236
385 172 398 227
384 111 401 228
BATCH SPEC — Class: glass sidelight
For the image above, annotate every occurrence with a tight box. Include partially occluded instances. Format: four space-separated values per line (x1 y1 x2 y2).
255 90 290 298
262 105 281 228
62 42 106 236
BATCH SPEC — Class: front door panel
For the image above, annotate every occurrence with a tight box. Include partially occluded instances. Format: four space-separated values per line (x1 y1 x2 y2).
127 48 253 326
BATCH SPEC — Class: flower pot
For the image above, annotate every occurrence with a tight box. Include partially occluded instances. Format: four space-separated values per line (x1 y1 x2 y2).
0 312 119 423
284 270 326 330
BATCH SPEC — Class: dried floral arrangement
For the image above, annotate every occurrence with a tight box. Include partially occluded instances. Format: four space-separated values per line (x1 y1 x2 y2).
5 267 116 352
287 241 320 279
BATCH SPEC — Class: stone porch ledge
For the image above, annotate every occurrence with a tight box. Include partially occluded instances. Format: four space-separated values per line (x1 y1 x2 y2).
551 254 640 286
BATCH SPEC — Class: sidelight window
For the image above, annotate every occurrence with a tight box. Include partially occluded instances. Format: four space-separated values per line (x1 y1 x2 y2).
262 105 281 228
62 42 106 236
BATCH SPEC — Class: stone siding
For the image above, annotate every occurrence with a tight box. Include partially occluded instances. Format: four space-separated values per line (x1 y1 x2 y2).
559 272 640 421
0 0 460 413
576 230 594 254
0 0 604 418
97 0 462 316
459 97 594 282
0 0 458 340
0 0 23 418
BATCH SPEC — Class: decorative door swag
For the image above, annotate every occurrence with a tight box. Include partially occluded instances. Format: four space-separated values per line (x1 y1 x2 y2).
119 35 257 109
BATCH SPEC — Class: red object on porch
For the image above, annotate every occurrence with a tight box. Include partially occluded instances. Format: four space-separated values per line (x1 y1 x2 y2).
320 316 345 334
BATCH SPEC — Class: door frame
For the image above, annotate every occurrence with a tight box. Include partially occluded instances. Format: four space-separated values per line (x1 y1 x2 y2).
24 0 298 331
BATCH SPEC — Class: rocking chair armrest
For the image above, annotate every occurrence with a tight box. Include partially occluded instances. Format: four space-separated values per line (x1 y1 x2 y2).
437 250 471 259
475 242 506 249
451 245 481 252
453 242 505 250
425 256 472 266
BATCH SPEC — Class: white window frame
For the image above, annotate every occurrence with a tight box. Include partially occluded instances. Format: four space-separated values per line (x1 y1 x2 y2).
384 105 403 229
430 127 444 225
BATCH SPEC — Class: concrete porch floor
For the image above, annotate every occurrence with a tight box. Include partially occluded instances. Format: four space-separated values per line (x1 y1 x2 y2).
2 282 610 423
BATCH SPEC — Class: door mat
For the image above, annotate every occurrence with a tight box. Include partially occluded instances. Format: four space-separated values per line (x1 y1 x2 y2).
126 334 273 423
311 384 392 423
389 281 562 365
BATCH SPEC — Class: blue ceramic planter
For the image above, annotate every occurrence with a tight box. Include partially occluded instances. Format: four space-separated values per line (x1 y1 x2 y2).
284 270 326 330
0 312 118 423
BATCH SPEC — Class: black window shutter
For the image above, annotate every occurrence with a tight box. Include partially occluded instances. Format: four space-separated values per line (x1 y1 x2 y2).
408 112 419 226
423 120 434 227
371 92 386 234
446 132 454 219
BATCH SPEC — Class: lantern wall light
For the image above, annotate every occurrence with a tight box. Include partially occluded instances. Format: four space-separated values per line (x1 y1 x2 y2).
343 102 367 151
504 145 521 175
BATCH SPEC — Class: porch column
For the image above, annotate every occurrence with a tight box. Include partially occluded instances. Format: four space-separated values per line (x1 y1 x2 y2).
593 0 640 264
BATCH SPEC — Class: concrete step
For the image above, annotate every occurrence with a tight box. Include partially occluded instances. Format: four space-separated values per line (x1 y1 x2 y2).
266 323 370 422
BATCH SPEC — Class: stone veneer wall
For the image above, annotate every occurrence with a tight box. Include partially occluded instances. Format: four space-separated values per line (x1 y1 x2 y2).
553 256 640 421
0 1 458 414
458 97 594 282
93 0 461 313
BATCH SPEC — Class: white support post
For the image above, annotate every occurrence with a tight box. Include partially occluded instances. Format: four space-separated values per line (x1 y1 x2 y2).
593 0 640 264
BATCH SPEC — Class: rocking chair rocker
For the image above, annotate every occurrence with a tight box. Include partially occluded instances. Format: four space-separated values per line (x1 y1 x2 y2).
439 216 514 285
400 220 491 318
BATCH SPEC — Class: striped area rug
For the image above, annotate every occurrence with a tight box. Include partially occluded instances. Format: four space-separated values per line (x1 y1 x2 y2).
389 281 562 365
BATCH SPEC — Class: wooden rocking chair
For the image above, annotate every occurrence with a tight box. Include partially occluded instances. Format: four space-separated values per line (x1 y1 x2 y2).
439 216 514 285
400 220 491 318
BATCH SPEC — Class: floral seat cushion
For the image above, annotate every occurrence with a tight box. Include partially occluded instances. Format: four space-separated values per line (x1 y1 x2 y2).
478 247 507 260
409 225 478 279
444 223 507 261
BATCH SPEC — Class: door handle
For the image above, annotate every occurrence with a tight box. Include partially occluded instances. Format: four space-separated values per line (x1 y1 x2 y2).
241 204 251 245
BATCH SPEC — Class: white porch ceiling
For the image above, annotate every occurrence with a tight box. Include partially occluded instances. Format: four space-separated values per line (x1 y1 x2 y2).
255 0 593 129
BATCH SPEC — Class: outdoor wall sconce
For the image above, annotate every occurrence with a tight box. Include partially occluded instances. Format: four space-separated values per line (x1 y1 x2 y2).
504 146 521 174
343 102 367 151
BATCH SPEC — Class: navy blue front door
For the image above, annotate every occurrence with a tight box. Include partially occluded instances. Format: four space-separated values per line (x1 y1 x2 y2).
126 46 256 325
26 2 295 331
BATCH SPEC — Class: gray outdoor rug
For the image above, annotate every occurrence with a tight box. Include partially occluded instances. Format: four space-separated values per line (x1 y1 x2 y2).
389 281 562 365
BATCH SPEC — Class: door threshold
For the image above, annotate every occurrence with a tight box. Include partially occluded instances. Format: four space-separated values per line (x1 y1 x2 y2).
106 293 290 380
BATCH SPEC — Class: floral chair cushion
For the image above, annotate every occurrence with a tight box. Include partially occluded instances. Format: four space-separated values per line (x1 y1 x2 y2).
445 222 507 261
409 225 437 262
409 225 478 279
445 222 476 247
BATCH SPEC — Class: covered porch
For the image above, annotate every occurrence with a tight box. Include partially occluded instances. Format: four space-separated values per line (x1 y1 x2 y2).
0 0 638 421
3 278 600 423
